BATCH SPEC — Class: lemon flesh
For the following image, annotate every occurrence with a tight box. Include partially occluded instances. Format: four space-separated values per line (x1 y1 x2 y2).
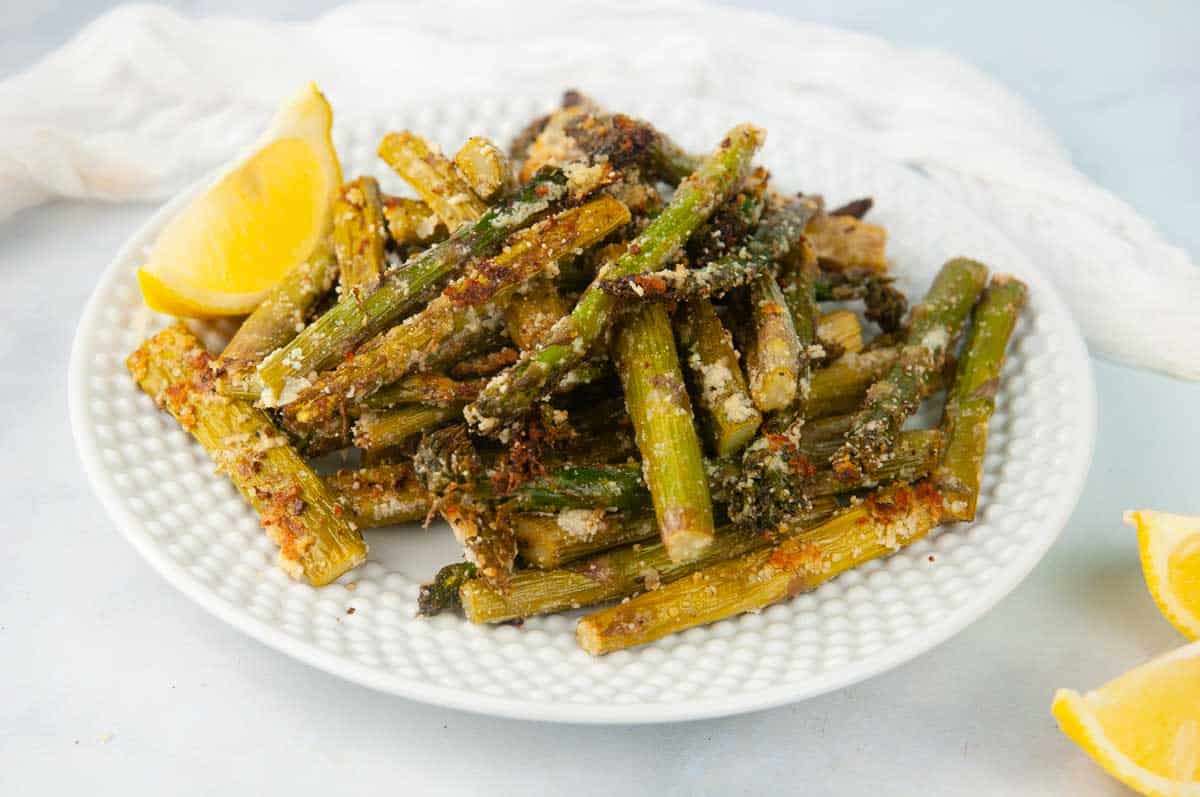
1053 642 1200 796
138 83 340 317
1129 510 1200 640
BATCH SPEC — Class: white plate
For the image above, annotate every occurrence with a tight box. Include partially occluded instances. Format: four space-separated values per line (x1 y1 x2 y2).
70 95 1095 723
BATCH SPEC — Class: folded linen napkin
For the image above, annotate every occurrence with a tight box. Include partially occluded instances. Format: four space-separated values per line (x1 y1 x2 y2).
2 1 1196 378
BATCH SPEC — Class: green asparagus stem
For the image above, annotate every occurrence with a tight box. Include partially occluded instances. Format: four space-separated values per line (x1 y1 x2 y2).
378 131 488 231
353 405 463 452
936 275 1027 520
595 196 812 303
775 222 821 403
503 279 568 350
676 298 762 457
280 197 629 438
127 324 366 586
449 347 520 379
612 304 715 562
333 176 387 295
832 258 988 480
465 124 767 434
361 374 487 410
510 464 649 512
326 463 430 528
458 498 847 624
731 428 943 529
744 274 803 412
576 482 943 654
453 136 513 202
382 196 445 247
218 239 338 392
256 168 583 401
513 511 658 569
804 347 900 419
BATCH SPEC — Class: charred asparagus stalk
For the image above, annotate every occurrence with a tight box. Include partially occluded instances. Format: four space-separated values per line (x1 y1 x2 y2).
326 463 429 528
256 167 591 401
418 562 477 616
832 258 988 480
732 428 943 529
675 298 762 457
613 304 715 561
127 324 366 586
378 131 488 231
414 425 518 586
465 124 767 434
936 275 1027 520
280 197 629 439
458 497 848 623
333 176 387 294
576 482 943 654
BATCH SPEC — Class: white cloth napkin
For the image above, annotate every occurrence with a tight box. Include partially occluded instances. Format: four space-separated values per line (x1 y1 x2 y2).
2 1 1196 378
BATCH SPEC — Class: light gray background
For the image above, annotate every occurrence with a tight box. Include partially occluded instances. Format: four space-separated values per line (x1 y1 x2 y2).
2 2 1198 795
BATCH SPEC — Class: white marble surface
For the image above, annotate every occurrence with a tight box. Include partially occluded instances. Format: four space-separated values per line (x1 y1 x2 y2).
2 2 1198 795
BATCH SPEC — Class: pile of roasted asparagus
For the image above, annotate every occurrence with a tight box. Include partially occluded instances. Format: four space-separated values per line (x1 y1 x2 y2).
128 93 1027 655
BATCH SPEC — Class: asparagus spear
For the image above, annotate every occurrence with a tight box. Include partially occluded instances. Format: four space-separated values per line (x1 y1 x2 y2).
326 463 429 528
361 374 487 410
466 124 766 433
832 258 988 480
743 274 803 412
382 196 446 247
353 405 464 452
936 275 1027 520
675 298 762 457
332 176 387 295
414 425 518 586
804 347 900 418
816 310 864 357
418 562 477 616
450 347 520 378
502 279 568 350
595 197 812 303
731 428 943 529
255 167 586 401
453 136 513 202
127 324 366 586
218 239 338 392
513 511 658 569
576 482 943 654
458 498 847 623
776 228 822 392
280 197 629 438
378 131 488 231
613 304 715 562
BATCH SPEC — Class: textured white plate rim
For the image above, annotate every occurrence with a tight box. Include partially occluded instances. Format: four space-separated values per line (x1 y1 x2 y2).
69 119 1096 725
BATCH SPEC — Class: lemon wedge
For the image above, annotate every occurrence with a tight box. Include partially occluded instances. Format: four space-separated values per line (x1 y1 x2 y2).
1128 510 1200 640
137 82 342 317
1053 641 1200 796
